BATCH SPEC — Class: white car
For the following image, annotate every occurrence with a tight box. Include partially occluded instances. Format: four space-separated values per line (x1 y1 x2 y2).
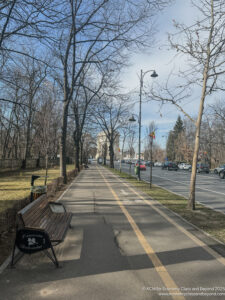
183 163 191 170
154 162 162 167
178 163 191 170
178 163 185 169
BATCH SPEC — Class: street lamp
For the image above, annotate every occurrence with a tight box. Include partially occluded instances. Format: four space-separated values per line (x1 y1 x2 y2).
149 131 155 188
129 69 158 181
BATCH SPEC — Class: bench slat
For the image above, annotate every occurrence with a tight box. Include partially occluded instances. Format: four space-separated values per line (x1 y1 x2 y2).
19 196 49 225
18 195 72 243
47 213 72 241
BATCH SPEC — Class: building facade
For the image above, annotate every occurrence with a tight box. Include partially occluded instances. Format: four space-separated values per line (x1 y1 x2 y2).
96 131 120 161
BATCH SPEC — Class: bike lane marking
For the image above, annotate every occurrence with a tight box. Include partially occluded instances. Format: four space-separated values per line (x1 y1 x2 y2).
98 167 185 300
110 171 225 268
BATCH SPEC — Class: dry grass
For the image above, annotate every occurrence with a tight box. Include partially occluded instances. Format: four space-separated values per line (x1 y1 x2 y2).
106 166 225 244
0 165 77 266
0 165 74 208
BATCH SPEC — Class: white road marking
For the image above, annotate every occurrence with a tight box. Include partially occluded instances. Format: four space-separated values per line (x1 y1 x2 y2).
115 163 225 197
151 174 225 197
120 189 128 195
135 199 144 203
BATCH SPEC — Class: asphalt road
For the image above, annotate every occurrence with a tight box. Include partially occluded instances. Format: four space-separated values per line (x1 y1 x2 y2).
1 165 225 300
114 163 225 214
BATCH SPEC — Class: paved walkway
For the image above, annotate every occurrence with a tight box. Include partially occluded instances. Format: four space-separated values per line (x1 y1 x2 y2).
1 165 225 300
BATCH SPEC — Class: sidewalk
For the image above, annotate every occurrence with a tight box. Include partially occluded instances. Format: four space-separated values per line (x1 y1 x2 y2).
0 164 225 300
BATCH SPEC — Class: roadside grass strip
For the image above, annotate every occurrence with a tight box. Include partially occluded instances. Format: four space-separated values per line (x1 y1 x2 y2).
104 166 225 246
0 164 75 212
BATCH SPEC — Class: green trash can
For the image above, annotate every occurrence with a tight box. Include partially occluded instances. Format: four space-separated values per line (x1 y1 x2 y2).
30 185 47 201
134 166 139 175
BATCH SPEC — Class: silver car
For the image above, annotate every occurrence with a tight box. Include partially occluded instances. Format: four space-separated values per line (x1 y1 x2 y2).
214 164 225 174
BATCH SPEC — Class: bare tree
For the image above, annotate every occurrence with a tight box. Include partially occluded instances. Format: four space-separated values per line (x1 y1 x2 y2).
33 84 61 180
70 66 106 171
16 56 47 168
127 125 137 159
49 0 173 183
93 95 130 168
119 122 134 172
0 0 173 177
81 132 96 164
149 0 225 210
205 101 225 166
0 56 47 164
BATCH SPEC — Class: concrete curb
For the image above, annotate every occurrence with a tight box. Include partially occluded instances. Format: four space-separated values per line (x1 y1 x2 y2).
56 169 83 203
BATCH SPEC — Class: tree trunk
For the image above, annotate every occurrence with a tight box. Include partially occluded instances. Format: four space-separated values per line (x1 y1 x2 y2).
80 140 83 165
188 74 208 210
36 151 41 168
22 93 34 169
103 143 107 165
73 130 80 172
150 137 153 189
109 142 114 168
60 102 69 184
188 0 214 210
45 153 48 186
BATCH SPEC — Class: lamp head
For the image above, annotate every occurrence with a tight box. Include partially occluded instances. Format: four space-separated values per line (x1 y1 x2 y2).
151 70 158 78
129 115 136 122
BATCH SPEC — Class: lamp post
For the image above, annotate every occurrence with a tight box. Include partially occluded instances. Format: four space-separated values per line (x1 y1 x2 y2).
129 69 158 181
149 131 155 188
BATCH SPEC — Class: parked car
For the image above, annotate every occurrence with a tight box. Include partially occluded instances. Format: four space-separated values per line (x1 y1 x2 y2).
162 161 178 171
98 158 103 164
219 169 225 179
183 164 191 170
154 161 162 167
178 163 185 169
189 163 210 173
135 161 146 171
168 162 178 171
214 164 225 174
162 161 170 170
179 163 191 170
145 161 154 167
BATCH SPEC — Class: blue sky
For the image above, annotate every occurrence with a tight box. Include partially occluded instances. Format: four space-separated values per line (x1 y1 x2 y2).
120 0 201 149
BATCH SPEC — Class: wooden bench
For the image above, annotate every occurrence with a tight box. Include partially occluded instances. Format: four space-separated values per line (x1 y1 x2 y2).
11 195 72 268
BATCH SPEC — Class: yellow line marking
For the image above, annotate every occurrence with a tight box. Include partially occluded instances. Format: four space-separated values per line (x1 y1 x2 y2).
109 170 225 268
98 167 185 300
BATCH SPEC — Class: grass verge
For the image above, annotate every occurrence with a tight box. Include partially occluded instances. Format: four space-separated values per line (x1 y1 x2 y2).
105 166 225 244
0 165 75 212
0 165 78 267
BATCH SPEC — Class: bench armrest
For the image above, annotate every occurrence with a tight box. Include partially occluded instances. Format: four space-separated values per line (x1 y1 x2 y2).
49 202 67 213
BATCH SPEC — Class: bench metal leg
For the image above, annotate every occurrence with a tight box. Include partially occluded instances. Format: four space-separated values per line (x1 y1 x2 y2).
10 238 17 268
43 245 59 268
11 252 24 268
11 225 19 268
50 245 59 268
